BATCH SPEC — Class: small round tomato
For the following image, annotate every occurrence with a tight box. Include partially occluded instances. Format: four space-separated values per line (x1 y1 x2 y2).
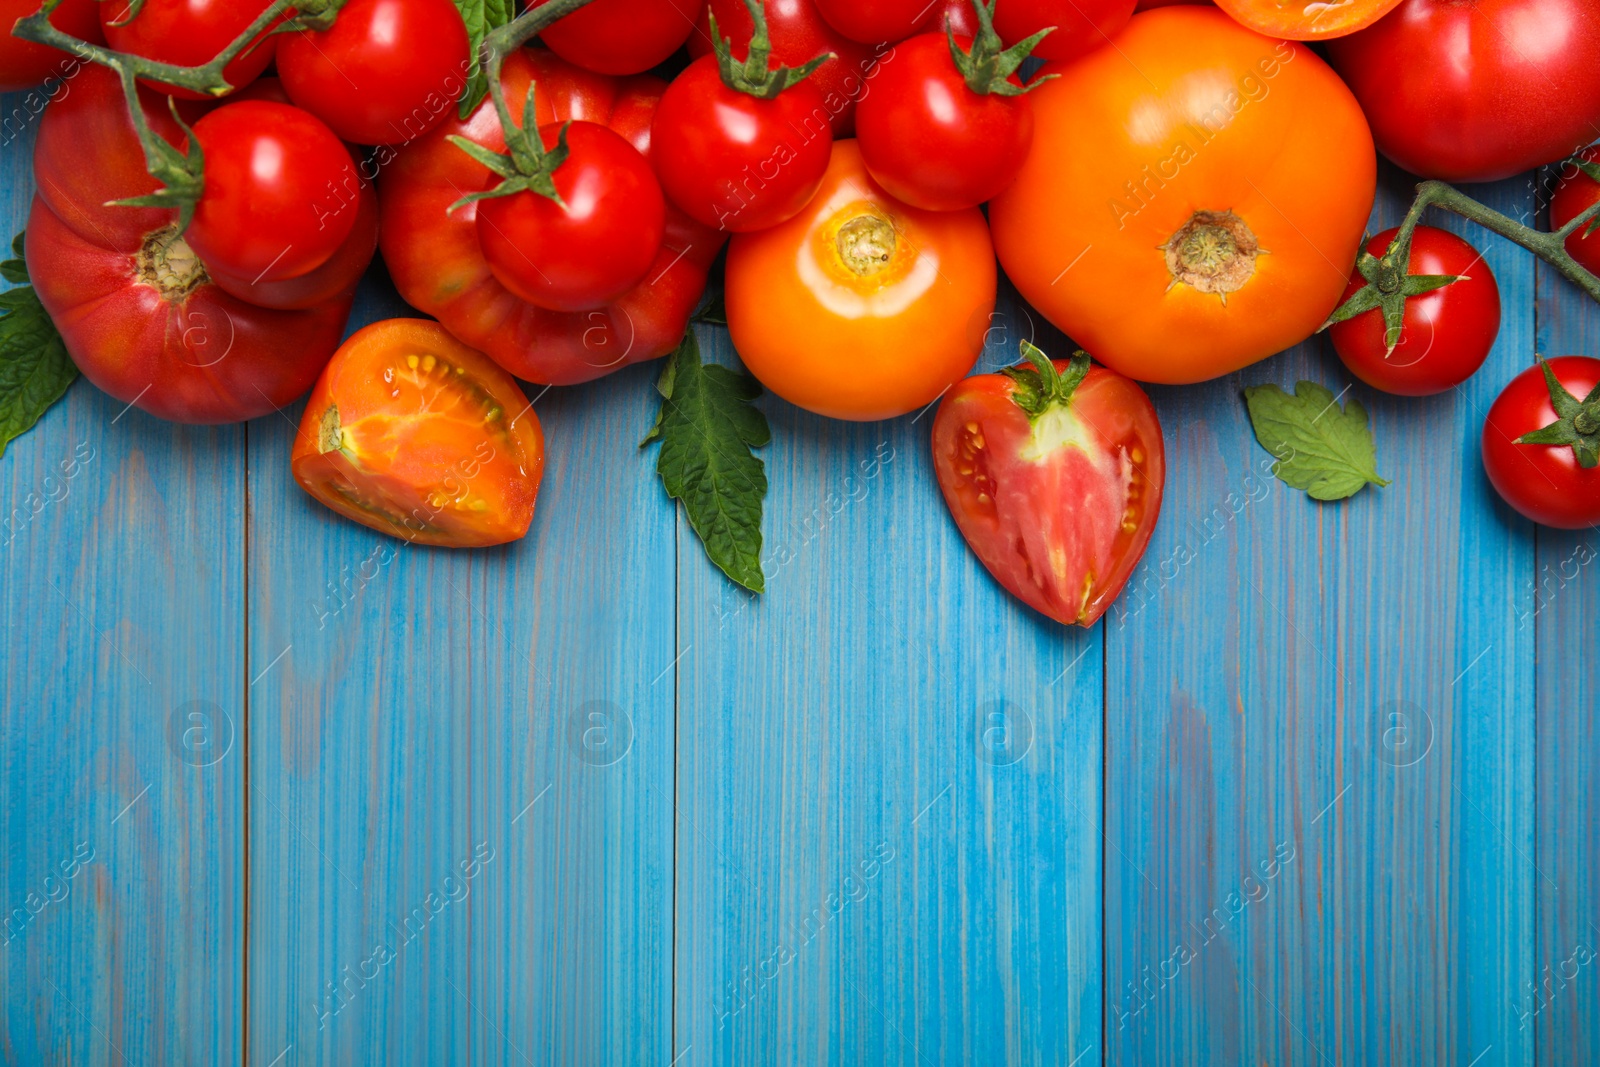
651 54 832 231
277 0 470 145
1328 227 1501 397
0 0 103 92
813 0 925 43
1551 147 1600 276
992 0 1135 63
475 120 666 312
534 0 699 74
933 344 1165 626
1213 0 1401 39
292 320 546 548
918 0 979 35
855 30 1032 211
725 139 996 420
101 0 278 99
187 101 361 284
1482 357 1600 529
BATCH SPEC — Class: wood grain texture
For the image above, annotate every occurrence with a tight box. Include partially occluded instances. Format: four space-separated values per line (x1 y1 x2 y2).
1103 168 1537 1065
0 90 243 1066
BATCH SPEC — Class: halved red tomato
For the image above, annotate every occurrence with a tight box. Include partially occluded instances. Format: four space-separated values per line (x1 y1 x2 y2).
291 320 546 548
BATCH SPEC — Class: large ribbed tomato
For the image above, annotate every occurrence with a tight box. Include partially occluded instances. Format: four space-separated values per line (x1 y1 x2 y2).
379 48 726 385
989 8 1375 384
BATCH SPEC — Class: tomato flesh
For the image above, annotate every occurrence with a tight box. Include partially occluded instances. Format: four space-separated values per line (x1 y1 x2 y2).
292 320 546 548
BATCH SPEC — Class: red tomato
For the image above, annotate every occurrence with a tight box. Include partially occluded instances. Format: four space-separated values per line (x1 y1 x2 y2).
534 0 699 74
101 0 278 99
1328 227 1501 397
1482 357 1600 529
27 66 350 423
932 344 1165 626
689 0 884 135
813 0 924 43
917 0 979 35
380 48 727 385
651 55 832 231
0 0 102 92
277 0 470 146
476 120 666 311
855 31 1031 211
292 320 546 548
1551 146 1600 276
992 0 1136 63
1326 0 1600 183
187 101 361 284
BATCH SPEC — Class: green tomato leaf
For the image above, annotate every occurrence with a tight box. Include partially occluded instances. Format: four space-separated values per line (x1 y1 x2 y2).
454 0 516 119
644 330 770 593
0 232 78 461
1243 380 1389 501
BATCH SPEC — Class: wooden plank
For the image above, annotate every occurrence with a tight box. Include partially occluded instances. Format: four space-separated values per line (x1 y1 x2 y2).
1103 167 1537 1064
0 89 244 1066
673 294 1104 1066
243 280 678 1065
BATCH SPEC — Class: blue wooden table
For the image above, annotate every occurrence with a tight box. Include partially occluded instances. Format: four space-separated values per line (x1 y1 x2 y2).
1 82 1596 1065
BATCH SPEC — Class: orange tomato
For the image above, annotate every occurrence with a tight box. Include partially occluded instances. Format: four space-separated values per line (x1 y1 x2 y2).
725 140 997 421
989 8 1375 385
291 320 546 548
1214 0 1403 39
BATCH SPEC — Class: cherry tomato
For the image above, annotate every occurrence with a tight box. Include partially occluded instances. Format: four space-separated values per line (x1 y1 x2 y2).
855 31 1031 211
0 0 102 92
933 344 1165 627
1482 357 1600 529
277 0 470 146
1551 147 1600 276
534 0 699 74
1214 0 1400 39
992 0 1135 63
813 0 924 43
292 320 546 548
651 55 832 232
917 0 979 35
689 0 884 136
725 139 996 420
186 101 361 285
1328 227 1501 397
1326 0 1600 183
989 9 1376 384
101 0 278 99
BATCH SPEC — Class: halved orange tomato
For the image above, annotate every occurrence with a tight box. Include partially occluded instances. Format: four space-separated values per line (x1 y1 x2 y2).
291 319 546 548
1213 0 1404 39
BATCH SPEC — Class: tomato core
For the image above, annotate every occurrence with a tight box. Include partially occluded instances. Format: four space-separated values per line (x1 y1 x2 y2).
138 226 208 298
1163 210 1260 297
836 214 897 277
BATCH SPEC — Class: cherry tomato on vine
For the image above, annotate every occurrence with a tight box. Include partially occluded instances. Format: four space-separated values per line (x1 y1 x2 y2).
534 0 699 74
186 101 361 284
933 343 1165 627
992 0 1135 63
1327 227 1501 397
101 0 278 99
1482 357 1600 529
1551 147 1600 277
278 0 470 145
0 0 102 92
474 120 666 312
292 320 546 549
813 0 925 44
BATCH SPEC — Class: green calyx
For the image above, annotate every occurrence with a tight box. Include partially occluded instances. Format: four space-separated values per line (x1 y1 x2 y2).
1516 358 1600 469
1322 231 1464 356
949 0 1052 98
107 78 207 232
1002 340 1090 418
447 81 570 211
710 0 831 100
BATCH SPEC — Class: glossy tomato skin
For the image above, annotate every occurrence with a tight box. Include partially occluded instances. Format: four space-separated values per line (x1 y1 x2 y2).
1482 357 1600 529
379 48 727 385
476 121 666 311
534 0 698 74
1550 147 1600 276
689 0 885 136
1214 0 1400 39
101 0 278 99
1329 227 1501 397
292 320 545 548
992 0 1135 63
990 9 1375 384
28 66 350 423
933 357 1165 626
725 139 996 420
812 0 924 43
278 0 470 146
0 0 102 92
188 101 361 284
855 32 1030 211
1327 0 1600 183
651 55 833 231
918 0 979 35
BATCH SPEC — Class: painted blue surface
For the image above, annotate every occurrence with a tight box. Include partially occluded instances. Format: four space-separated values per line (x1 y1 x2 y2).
1 84 1596 1067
